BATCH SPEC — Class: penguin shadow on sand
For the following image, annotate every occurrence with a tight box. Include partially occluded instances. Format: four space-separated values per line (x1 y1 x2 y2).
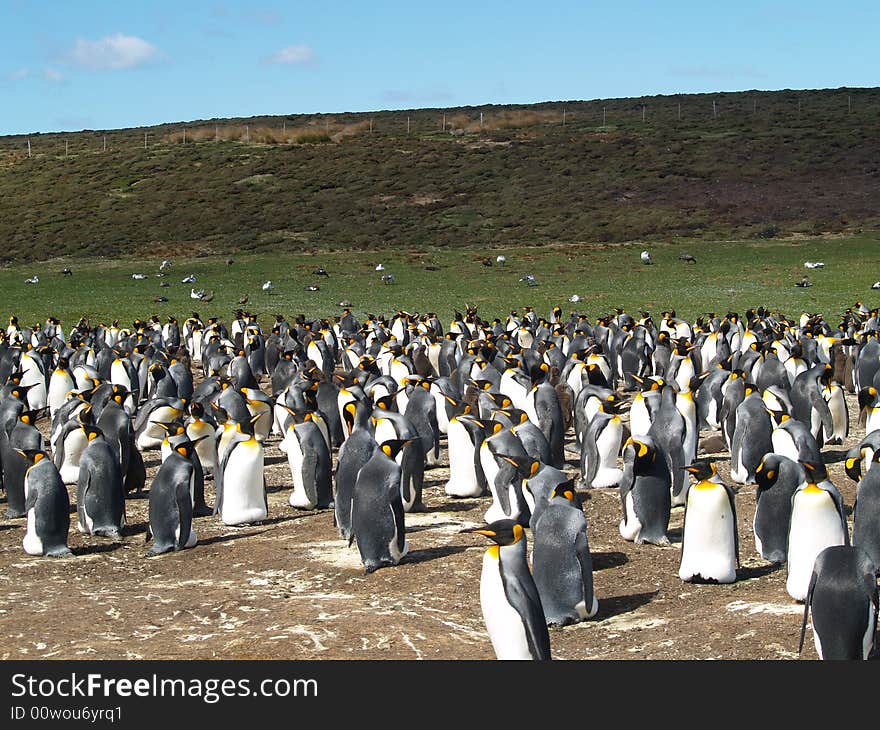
591 550 628 571
422 500 480 513
735 562 783 581
591 590 659 622
399 544 472 566
820 448 850 465
264 454 289 467
197 529 268 547
405 520 463 534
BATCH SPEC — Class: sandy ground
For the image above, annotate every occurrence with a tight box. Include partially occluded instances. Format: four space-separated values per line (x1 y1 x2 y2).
0 388 874 661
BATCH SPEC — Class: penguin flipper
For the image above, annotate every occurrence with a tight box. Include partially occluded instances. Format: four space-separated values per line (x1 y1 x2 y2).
725 483 741 567
24 486 38 512
574 525 596 614
798 569 819 654
175 470 194 550
503 569 551 660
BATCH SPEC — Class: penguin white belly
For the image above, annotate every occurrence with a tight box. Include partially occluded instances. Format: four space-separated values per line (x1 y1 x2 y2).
677 399 697 463
59 429 89 484
479 552 532 660
823 387 847 442
762 390 785 412
110 360 132 391
786 492 846 601
445 421 480 497
248 405 272 442
575 595 600 620
583 398 602 425
220 441 267 525
285 430 313 509
427 345 441 377
566 364 585 397
522 391 540 425
374 418 399 446
771 429 799 461
370 383 391 402
866 408 880 435
395 388 410 414
678 486 736 583
592 419 623 488
307 343 324 373
706 399 719 430
187 421 218 470
674 359 695 392
619 492 643 542
729 444 749 484
23 478 43 555
431 391 450 434
47 373 74 418
481 445 518 523
629 397 652 438
78 504 94 534
389 360 411 387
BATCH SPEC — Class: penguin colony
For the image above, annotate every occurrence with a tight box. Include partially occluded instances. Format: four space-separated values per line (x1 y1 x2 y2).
1 302 879 661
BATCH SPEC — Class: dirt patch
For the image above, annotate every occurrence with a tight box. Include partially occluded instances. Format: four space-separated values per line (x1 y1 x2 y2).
0 391 873 660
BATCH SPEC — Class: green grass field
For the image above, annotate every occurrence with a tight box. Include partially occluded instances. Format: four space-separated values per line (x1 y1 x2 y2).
2 234 878 329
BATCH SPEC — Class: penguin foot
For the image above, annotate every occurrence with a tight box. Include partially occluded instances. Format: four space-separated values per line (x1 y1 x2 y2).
407 502 428 513
4 509 25 519
193 506 214 517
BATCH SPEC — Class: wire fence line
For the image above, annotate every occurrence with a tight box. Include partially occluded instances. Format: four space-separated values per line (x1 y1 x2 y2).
2 89 876 160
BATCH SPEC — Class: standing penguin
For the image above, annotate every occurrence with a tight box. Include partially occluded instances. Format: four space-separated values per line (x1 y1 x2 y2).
334 400 376 541
350 438 410 573
283 412 333 511
786 461 849 602
463 520 551 660
678 475 739 583
18 449 72 557
618 436 672 545
531 485 599 626
579 403 623 489
146 439 200 556
799 545 878 660
76 425 126 539
754 453 804 564
214 415 267 526
444 413 488 498
729 390 772 484
480 422 532 525
852 450 880 574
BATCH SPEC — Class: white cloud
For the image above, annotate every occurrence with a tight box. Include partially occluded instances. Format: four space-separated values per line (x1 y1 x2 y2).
267 44 316 65
8 67 30 80
69 33 162 70
44 68 65 83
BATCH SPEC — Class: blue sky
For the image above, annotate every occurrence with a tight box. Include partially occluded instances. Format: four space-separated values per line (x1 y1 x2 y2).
1 1 877 135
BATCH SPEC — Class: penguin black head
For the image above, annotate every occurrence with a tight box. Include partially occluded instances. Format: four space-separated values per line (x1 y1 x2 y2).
755 455 781 489
14 449 49 466
462 520 525 547
844 453 863 483
18 410 40 426
172 437 208 460
234 412 264 437
684 461 718 482
549 480 578 504
625 437 655 463
80 424 105 441
858 386 878 411
188 401 206 420
378 438 412 460
9 383 35 402
156 421 187 438
373 394 396 412
799 459 829 484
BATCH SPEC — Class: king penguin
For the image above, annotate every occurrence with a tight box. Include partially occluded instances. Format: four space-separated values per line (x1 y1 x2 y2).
76 425 126 539
334 400 376 541
463 520 551 660
852 449 880 574
531 484 599 626
18 449 72 557
444 413 488 498
678 474 739 583
753 453 804 564
146 439 200 556
214 414 267 526
350 438 410 573
799 545 878 660
786 461 849 602
283 411 333 511
618 436 672 545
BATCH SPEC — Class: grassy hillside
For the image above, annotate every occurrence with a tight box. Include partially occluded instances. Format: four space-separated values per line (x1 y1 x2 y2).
2 235 877 327
2 87 880 262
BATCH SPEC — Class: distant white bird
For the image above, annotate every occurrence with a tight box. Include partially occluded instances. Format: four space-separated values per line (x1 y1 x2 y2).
375 264 385 272
262 280 274 292
520 274 538 287
305 285 320 292
24 275 39 285
381 274 395 285
496 255 507 265
872 282 880 290
804 261 825 269
641 251 653 264
569 294 581 303
190 288 205 300
131 273 147 280
159 259 172 271
182 273 197 284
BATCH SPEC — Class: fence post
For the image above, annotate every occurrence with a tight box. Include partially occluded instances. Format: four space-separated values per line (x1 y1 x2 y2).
245 124 249 143
27 139 31 158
